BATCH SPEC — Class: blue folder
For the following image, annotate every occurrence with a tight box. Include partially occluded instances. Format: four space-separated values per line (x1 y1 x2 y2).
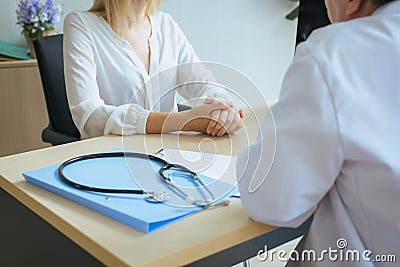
22 150 238 233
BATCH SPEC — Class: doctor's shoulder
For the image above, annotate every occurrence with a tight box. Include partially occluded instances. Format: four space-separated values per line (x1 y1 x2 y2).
301 13 391 56
296 18 381 68
303 21 355 51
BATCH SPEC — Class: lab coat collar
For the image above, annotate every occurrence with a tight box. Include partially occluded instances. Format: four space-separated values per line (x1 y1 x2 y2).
372 0 400 16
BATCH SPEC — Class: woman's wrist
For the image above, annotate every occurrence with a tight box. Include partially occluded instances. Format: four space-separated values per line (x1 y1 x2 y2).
179 110 210 132
170 110 210 133
146 110 210 133
146 100 230 134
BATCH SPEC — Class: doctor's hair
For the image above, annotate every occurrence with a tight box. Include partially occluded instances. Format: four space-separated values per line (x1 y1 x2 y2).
371 0 395 6
88 0 161 36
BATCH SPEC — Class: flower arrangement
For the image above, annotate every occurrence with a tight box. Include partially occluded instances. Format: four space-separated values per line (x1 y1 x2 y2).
16 0 62 39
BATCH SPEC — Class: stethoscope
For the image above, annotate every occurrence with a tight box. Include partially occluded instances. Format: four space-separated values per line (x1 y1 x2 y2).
58 152 226 208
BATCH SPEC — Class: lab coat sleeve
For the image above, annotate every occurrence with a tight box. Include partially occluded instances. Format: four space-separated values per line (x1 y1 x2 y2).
166 15 231 106
237 44 344 228
63 13 150 139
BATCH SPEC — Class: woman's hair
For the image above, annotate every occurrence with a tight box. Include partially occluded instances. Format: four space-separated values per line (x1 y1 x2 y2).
89 0 161 35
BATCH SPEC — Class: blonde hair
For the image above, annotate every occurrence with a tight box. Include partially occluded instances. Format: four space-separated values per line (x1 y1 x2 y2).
89 0 161 35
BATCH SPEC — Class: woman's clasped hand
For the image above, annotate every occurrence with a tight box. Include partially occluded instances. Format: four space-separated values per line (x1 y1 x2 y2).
187 98 245 136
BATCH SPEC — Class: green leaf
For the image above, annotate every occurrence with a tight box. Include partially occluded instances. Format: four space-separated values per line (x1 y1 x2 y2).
285 6 299 20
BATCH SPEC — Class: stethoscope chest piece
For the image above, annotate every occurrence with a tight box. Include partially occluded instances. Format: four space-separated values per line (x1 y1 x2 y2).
145 191 170 203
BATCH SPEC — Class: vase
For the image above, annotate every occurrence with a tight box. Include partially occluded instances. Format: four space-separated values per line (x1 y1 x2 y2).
24 30 55 59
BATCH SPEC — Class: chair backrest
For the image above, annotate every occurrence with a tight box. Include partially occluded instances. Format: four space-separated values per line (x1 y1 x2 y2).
34 34 80 140
296 0 330 45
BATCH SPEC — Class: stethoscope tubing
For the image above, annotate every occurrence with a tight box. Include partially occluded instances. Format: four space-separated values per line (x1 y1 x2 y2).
58 152 167 194
57 152 215 206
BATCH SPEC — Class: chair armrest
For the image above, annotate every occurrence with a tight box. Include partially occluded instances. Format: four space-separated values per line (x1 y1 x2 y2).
177 104 191 112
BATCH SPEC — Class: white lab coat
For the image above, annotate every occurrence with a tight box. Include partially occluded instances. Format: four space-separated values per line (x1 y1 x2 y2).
237 1 400 266
63 11 228 139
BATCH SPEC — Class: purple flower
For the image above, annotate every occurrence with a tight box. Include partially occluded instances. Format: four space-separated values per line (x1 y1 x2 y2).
16 0 61 37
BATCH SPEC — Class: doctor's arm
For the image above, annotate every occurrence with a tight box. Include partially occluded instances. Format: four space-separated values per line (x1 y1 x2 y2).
237 45 344 228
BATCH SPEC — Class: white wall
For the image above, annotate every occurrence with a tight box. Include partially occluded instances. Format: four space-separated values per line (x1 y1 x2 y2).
0 0 298 100
161 0 298 100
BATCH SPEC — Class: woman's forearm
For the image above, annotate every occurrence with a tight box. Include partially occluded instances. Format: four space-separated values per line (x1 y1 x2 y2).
145 111 209 133
145 101 231 134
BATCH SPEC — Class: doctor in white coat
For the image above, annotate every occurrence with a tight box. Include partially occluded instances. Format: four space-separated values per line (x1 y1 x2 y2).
237 0 400 266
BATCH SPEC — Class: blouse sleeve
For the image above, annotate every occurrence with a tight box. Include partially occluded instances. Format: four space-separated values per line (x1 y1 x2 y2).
165 15 231 106
236 44 344 228
63 13 150 139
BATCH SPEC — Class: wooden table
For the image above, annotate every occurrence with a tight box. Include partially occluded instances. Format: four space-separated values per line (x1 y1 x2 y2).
0 107 310 266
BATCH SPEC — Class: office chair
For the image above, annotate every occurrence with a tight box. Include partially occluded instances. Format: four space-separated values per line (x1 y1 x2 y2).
296 0 330 45
34 34 81 146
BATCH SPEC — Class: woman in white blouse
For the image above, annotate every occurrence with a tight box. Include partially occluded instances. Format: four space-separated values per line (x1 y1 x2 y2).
64 0 243 139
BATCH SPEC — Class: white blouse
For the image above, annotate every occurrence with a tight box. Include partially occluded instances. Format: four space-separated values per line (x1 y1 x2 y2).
63 11 229 139
237 1 400 266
